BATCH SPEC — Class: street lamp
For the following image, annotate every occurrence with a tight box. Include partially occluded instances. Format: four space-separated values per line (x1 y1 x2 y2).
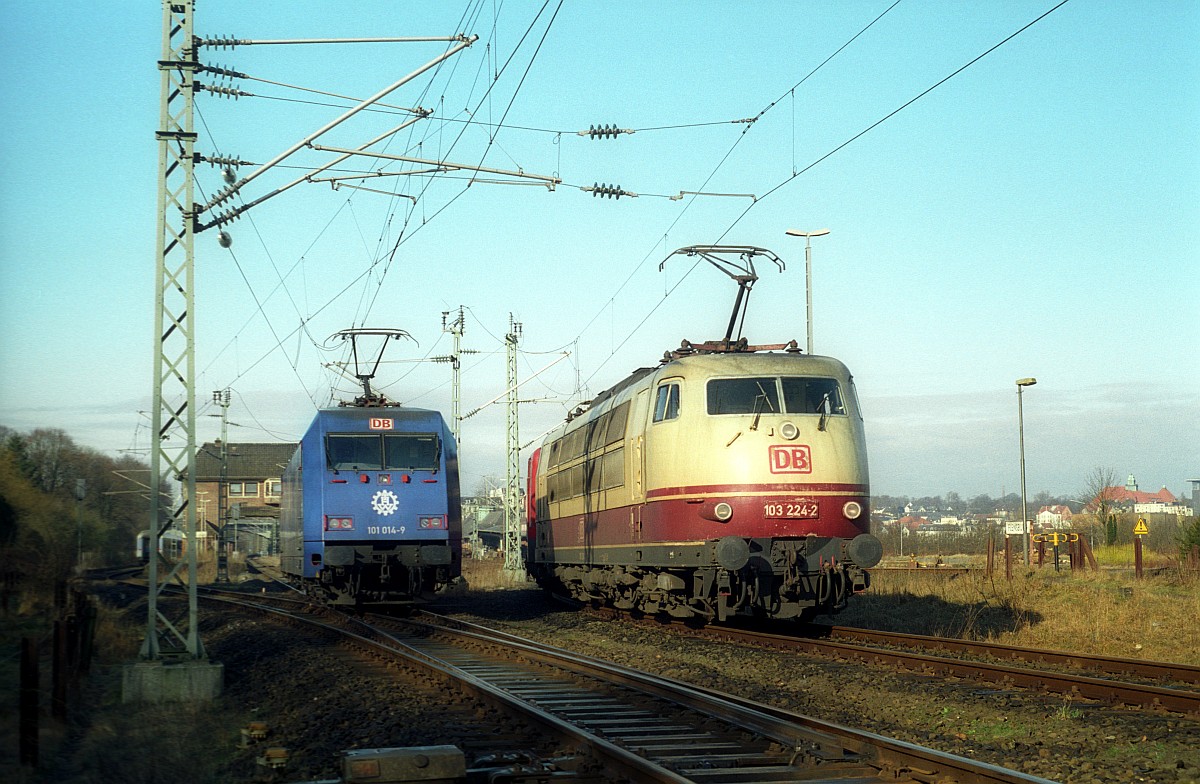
785 228 830 354
1016 377 1037 563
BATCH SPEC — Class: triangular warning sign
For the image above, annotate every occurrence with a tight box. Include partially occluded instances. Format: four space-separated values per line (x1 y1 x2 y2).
1133 518 1149 536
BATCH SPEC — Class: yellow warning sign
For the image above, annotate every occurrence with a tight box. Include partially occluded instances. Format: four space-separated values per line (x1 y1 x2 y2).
1133 518 1149 536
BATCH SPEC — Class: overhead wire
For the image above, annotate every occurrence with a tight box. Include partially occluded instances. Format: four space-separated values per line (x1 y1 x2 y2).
356 1 561 326
566 3 902 390
193 6 510 411
572 0 1071 393
711 0 1074 245
191 2 1069 445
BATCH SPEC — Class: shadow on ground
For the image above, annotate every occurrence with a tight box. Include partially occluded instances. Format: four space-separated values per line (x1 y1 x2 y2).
813 591 1045 639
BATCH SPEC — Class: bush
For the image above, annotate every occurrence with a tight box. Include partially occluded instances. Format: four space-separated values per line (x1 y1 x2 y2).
1179 517 1200 563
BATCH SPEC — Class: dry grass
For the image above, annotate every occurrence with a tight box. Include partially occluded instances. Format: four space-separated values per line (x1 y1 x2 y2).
836 567 1200 665
463 552 1199 665
461 554 531 591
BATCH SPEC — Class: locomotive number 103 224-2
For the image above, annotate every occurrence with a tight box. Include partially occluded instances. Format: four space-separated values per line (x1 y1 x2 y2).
763 501 819 519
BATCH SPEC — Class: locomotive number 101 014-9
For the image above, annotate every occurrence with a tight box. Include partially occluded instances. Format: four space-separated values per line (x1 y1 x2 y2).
763 502 819 519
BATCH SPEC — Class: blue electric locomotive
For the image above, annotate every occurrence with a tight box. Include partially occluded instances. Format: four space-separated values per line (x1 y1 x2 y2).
280 404 463 607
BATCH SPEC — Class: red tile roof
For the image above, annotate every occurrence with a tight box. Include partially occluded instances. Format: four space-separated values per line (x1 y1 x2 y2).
1099 485 1177 505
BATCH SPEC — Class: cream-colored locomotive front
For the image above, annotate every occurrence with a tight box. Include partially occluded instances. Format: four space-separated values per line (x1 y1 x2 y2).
527 341 882 622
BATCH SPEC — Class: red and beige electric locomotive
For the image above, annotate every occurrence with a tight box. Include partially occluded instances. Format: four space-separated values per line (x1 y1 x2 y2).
525 246 881 622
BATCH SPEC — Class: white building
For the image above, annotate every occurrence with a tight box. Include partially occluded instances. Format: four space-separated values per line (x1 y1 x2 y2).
1036 505 1073 530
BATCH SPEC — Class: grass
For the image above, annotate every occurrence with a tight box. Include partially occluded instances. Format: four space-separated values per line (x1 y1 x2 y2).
832 566 1200 664
461 553 531 591
464 549 1199 665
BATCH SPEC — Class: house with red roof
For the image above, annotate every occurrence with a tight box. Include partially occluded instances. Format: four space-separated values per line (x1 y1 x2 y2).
1036 505 1073 530
1096 475 1190 515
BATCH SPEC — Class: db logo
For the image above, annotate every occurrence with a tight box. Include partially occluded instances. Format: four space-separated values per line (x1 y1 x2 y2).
769 445 812 474
369 418 394 430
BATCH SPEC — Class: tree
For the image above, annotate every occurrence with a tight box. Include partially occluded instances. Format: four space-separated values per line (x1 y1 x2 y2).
1178 516 1200 563
968 494 995 515
21 428 74 494
0 427 154 572
1082 466 1120 547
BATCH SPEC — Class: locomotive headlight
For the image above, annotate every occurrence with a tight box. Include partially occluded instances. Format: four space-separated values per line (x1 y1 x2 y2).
842 501 863 520
779 421 799 440
699 501 734 523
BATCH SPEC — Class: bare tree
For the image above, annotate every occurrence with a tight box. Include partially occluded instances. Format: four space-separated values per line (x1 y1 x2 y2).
1082 466 1120 546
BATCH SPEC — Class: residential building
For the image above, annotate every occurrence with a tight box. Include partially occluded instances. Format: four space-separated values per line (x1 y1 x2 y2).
194 441 297 553
1098 474 1191 516
1036 505 1073 530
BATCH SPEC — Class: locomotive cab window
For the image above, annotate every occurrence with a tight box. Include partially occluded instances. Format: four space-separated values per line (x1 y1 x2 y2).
652 383 681 422
781 377 845 416
706 377 780 415
326 434 382 471
384 434 440 471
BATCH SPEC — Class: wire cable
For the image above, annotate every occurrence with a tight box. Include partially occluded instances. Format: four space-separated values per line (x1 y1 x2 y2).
713 0 1072 245
572 0 1071 396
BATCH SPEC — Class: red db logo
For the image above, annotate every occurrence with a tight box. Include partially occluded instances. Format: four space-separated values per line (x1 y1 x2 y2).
769 445 812 474
369 418 394 430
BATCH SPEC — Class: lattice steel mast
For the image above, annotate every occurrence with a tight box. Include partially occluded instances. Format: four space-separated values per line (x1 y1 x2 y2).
143 4 481 659
145 0 203 659
504 315 523 571
434 307 477 445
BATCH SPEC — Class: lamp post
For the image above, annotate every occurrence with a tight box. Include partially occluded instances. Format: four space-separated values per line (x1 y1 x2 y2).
1016 377 1037 563
785 228 830 354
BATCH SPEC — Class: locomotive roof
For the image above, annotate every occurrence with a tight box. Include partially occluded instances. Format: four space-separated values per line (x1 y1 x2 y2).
570 339 850 423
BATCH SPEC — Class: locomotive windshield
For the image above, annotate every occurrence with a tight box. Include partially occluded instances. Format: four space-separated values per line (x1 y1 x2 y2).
384 434 440 471
325 433 441 471
781 377 845 415
326 434 383 470
707 377 845 416
707 377 780 415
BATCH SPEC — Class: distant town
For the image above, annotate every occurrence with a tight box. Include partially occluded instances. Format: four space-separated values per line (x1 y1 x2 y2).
872 474 1191 537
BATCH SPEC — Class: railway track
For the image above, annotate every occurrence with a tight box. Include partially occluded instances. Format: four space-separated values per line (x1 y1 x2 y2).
594 608 1200 715
403 610 1063 783
808 624 1200 685
153 583 1054 783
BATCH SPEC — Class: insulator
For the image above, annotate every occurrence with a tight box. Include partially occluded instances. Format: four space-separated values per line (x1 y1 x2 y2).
590 183 629 199
212 208 242 228
582 123 629 140
205 183 240 211
199 35 242 50
203 154 245 168
202 63 248 79
195 82 251 99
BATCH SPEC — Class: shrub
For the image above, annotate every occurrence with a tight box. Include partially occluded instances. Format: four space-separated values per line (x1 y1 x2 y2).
1178 517 1200 563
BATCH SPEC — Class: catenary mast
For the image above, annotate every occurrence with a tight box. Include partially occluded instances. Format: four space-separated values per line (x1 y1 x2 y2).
145 0 205 661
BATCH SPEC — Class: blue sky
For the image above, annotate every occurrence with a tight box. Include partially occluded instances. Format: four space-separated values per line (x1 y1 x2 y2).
1 1 1197 501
